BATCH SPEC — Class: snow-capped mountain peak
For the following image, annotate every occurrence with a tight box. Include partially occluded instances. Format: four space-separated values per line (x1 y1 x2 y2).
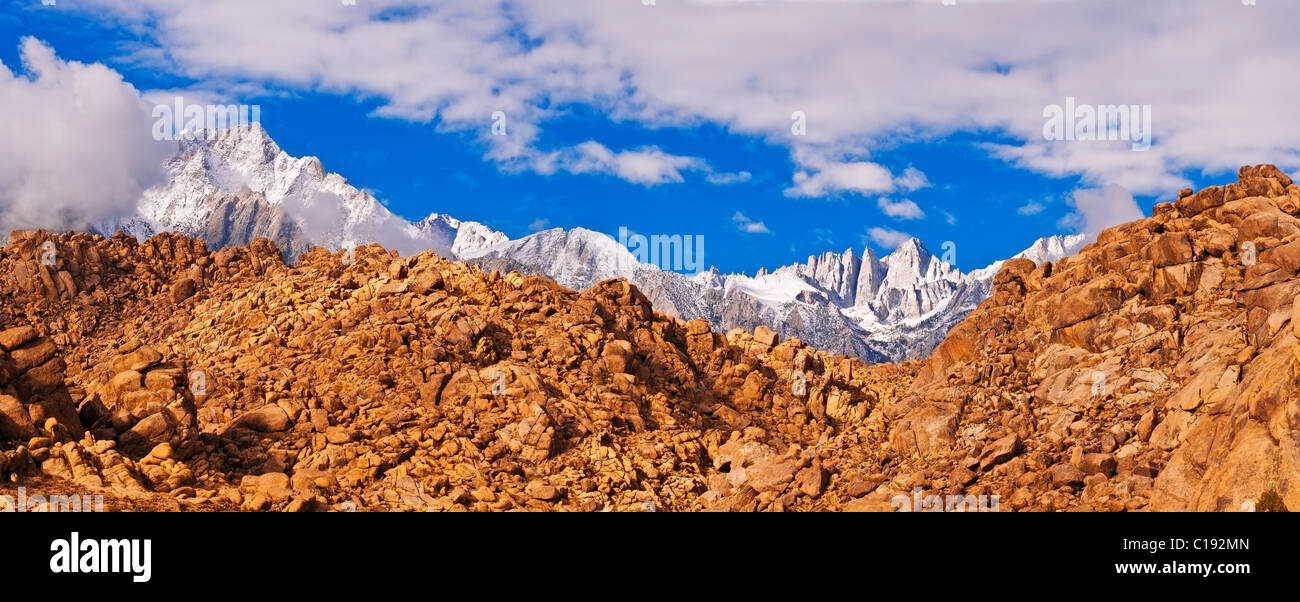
1016 233 1089 265
467 226 1088 362
101 123 1092 364
101 123 508 262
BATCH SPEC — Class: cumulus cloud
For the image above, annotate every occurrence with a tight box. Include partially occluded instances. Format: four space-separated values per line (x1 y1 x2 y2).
895 167 930 192
544 141 704 186
1058 185 1145 235
525 140 749 187
44 0 1300 196
783 146 930 198
866 227 912 250
1017 201 1045 216
705 170 752 185
0 38 169 234
786 161 895 197
732 211 770 234
876 197 925 220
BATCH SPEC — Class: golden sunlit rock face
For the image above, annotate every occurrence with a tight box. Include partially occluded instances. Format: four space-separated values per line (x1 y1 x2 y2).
2 164 1298 512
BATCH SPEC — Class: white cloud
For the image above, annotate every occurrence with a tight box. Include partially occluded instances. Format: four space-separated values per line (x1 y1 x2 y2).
785 158 921 198
867 227 912 250
528 140 746 187
0 38 169 234
542 141 701 186
895 167 930 192
46 0 1300 195
787 162 889 197
1058 185 1144 235
705 170 752 185
1017 201 1045 216
876 197 925 220
732 211 770 234
527 218 550 232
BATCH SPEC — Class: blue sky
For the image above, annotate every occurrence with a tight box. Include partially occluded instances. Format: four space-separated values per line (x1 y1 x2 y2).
3 1 1293 274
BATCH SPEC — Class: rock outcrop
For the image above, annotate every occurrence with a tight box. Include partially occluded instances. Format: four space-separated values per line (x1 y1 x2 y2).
0 225 906 511
908 164 1300 511
3 165 1297 512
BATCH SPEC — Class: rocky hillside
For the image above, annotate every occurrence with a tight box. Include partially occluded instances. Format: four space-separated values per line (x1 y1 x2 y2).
104 123 1081 364
1 165 1296 512
464 227 1086 362
907 164 1300 512
0 226 909 511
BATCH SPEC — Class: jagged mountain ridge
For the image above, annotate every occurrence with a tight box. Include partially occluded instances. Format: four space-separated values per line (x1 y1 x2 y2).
95 123 507 262
99 123 1085 363
462 229 1085 362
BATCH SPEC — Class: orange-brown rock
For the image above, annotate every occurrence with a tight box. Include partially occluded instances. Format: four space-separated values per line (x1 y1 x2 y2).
902 165 1300 512
2 165 1298 512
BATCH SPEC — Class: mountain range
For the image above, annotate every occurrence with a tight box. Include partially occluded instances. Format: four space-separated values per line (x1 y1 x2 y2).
96 123 1086 362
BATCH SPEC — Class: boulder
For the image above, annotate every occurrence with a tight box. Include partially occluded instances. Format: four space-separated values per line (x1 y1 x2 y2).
239 405 292 432
0 394 36 440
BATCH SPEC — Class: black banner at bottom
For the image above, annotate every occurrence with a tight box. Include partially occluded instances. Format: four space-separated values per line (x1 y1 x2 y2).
2 512 1287 592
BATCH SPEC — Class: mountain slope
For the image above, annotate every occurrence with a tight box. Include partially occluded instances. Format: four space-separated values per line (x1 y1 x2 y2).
3 165 1294 513
95 124 505 261
1 226 906 512
464 228 1086 362
904 164 1300 511
102 123 1083 363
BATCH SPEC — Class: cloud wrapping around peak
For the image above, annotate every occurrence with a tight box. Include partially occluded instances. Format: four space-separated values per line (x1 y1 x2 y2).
0 37 169 234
